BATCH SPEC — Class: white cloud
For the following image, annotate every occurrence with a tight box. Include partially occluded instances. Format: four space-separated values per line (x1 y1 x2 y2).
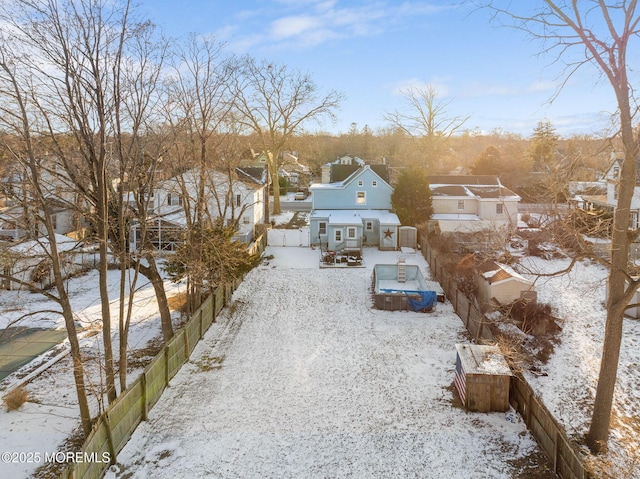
225 1 447 52
271 15 323 39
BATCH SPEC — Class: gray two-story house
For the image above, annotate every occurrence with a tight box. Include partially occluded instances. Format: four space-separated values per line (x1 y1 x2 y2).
309 165 400 251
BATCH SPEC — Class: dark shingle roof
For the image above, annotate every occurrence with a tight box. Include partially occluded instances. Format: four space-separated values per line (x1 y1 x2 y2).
428 175 500 186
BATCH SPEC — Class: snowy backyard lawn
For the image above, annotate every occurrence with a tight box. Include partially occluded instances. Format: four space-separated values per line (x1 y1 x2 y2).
4 218 637 478
108 247 550 479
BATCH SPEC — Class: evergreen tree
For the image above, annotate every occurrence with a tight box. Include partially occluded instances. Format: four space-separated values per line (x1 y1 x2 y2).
530 120 558 165
391 168 433 227
471 145 502 175
164 219 261 291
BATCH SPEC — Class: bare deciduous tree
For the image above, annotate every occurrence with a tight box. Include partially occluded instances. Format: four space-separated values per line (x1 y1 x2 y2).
384 84 469 171
1 0 168 405
475 0 640 454
162 33 237 313
231 57 343 216
0 47 93 436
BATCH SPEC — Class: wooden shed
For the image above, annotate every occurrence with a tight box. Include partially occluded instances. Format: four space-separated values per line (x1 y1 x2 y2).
454 344 512 412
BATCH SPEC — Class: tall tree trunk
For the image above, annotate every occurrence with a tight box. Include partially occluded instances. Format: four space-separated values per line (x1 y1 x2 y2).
97 172 117 404
139 260 174 342
586 87 638 452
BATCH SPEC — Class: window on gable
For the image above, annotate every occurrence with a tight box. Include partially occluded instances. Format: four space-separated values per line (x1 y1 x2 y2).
357 191 366 205
358 180 363 187
496 203 503 214
167 193 182 206
319 222 327 235
372 180 377 187
457 200 464 210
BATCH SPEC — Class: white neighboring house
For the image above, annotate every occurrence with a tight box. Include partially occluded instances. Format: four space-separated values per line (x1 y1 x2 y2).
428 175 521 234
130 167 267 252
579 153 640 230
0 161 88 240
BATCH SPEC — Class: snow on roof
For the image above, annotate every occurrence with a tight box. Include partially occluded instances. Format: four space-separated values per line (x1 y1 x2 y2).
9 234 80 255
152 208 188 227
431 213 482 221
476 260 533 286
455 344 512 376
311 209 400 225
429 175 501 186
430 184 519 200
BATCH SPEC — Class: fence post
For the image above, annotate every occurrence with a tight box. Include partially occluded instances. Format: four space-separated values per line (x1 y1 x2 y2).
141 371 148 421
554 431 560 474
164 347 169 387
453 286 459 311
183 328 189 360
211 289 217 321
103 412 117 466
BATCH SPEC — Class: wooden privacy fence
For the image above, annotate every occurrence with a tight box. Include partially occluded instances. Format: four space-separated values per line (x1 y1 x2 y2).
59 234 266 479
421 237 587 479
59 282 234 479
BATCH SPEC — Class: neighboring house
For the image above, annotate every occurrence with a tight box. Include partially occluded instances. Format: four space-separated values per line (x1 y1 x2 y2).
240 150 311 188
319 155 392 186
130 167 267 252
1 234 97 290
428 175 521 234
0 161 88 240
474 260 535 311
0 207 27 241
309 165 400 252
320 155 365 184
578 153 640 231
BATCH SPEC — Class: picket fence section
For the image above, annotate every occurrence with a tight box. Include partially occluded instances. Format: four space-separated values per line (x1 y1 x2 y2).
59 234 267 479
421 238 586 479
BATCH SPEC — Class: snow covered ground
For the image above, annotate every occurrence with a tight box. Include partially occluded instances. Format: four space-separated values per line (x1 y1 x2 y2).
517 256 640 475
106 247 549 479
0 267 185 478
2 205 637 478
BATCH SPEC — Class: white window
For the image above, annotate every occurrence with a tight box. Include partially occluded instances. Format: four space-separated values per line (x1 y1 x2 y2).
319 222 327 235
357 191 366 205
358 180 363 187
167 193 182 206
243 216 249 224
347 227 356 239
335 229 342 242
372 180 377 187
631 211 639 230
236 194 241 207
496 203 503 214
365 221 373 231
457 200 464 210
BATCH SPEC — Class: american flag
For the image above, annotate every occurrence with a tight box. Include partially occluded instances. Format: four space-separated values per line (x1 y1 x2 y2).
454 353 466 405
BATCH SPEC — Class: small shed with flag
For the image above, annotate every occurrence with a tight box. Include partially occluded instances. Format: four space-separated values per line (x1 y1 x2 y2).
454 344 512 412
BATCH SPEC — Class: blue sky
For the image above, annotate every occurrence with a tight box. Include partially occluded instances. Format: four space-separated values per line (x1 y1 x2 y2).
140 0 617 138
